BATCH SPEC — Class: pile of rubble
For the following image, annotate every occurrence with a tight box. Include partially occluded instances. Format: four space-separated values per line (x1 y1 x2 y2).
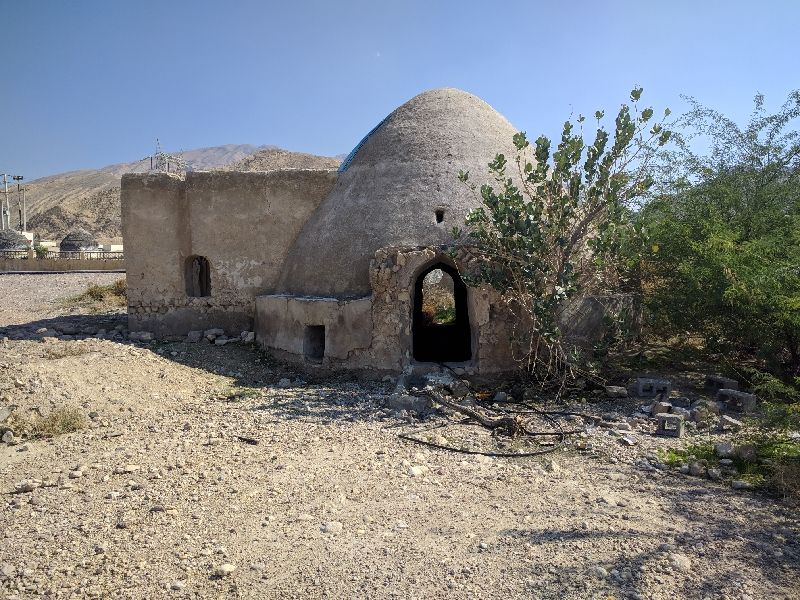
628 375 753 439
0 318 127 342
382 368 776 492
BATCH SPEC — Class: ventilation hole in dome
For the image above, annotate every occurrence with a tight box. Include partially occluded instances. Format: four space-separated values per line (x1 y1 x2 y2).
435 210 444 223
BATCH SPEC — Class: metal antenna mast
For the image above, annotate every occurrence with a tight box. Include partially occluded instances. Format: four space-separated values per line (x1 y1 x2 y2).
143 138 187 174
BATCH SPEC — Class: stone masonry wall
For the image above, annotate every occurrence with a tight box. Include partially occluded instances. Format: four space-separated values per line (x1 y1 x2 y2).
368 246 517 373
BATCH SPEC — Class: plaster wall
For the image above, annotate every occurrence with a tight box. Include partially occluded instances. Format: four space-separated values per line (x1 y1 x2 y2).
121 170 336 336
255 295 373 363
121 173 189 335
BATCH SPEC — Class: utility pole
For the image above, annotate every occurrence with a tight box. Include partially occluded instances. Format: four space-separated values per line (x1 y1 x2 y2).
12 175 24 231
1 173 8 230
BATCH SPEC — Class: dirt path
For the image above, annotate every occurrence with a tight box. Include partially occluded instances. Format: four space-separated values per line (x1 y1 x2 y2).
0 274 798 599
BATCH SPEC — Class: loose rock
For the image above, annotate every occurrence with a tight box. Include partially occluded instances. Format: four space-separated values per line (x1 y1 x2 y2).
214 563 237 577
321 521 343 534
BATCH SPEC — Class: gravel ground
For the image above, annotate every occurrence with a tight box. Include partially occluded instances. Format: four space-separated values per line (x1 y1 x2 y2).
0 273 122 326
0 273 798 599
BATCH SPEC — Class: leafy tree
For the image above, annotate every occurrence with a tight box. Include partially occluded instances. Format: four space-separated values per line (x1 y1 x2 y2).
455 88 671 381
642 91 800 378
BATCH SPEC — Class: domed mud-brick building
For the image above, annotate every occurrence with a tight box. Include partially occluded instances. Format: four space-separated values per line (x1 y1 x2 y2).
60 228 99 252
121 88 534 373
0 229 30 251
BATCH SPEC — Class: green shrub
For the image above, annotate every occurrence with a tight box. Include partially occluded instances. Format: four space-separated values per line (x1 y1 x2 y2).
67 278 127 310
11 406 87 439
641 90 800 378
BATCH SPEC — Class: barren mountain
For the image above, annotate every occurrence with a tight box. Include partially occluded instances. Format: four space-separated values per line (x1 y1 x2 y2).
21 145 339 242
226 147 341 172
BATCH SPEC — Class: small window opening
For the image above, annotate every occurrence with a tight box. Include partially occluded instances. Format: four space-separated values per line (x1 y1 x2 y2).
185 255 211 297
304 325 325 362
435 209 445 223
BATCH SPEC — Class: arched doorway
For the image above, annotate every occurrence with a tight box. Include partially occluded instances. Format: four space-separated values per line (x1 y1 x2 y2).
412 263 471 362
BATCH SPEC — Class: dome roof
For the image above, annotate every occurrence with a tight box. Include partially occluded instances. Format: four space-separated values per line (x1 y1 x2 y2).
60 228 99 252
277 88 524 298
0 229 29 250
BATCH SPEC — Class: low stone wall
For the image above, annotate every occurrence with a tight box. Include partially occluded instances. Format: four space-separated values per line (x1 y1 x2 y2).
255 295 373 363
255 245 520 374
128 297 253 339
0 258 126 273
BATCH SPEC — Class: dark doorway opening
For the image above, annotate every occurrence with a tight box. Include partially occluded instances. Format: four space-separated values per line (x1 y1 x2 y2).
185 255 211 297
304 325 325 362
413 263 471 362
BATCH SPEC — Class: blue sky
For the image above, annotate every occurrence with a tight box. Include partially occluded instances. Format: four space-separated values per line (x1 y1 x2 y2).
1 0 798 180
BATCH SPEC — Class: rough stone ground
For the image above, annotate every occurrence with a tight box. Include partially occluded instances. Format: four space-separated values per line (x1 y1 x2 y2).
0 273 798 599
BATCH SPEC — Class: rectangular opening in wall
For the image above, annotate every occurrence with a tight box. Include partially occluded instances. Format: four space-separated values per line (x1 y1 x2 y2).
303 325 325 362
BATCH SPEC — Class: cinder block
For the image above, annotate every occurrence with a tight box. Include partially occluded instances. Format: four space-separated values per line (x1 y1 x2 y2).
655 413 685 438
635 378 671 398
716 389 756 413
705 375 738 392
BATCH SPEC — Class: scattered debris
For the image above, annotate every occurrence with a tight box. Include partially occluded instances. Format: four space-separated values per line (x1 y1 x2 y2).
604 386 628 398
236 435 259 445
214 563 237 577
719 415 744 431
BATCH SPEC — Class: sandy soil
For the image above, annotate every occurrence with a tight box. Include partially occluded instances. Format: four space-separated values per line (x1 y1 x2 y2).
0 273 798 599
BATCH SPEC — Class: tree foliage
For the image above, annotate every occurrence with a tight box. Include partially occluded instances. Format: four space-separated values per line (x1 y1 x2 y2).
456 88 671 380
641 91 800 378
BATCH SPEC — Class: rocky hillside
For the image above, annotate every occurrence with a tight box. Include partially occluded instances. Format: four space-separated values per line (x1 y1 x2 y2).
24 145 339 242
226 147 340 172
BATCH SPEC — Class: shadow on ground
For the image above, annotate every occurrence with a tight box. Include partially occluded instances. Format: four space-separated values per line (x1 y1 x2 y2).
1 312 397 425
503 471 799 598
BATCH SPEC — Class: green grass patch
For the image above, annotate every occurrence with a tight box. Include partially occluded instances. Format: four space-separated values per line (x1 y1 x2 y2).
658 442 715 467
660 434 800 500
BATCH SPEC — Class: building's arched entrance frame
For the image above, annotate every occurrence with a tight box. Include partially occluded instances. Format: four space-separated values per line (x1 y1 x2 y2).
412 261 472 363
